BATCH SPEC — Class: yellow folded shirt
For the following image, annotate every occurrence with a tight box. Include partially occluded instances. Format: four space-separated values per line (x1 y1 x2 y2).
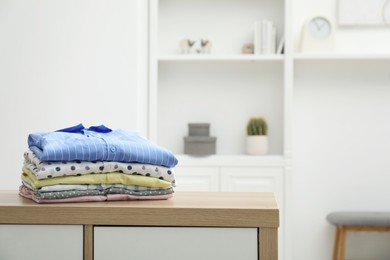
22 167 172 189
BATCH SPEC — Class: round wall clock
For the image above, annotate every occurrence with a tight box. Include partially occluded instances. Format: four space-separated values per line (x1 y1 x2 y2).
300 16 334 52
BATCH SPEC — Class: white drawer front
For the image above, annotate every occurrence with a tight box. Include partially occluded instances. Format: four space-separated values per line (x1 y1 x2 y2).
220 167 283 207
173 166 219 191
0 225 83 260
94 227 257 260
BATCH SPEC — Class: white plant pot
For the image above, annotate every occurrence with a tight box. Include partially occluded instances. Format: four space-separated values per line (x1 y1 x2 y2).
246 135 268 155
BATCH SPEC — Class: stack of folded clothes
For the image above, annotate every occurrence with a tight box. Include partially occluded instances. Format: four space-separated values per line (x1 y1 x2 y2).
19 124 178 203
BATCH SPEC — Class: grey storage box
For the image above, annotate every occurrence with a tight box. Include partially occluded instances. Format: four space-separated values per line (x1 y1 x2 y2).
188 123 210 137
184 136 216 155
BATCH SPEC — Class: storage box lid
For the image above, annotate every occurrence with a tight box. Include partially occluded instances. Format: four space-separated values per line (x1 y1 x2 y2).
184 136 216 143
188 123 210 128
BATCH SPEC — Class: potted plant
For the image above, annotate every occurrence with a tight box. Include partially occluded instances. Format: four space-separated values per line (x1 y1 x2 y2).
246 117 268 155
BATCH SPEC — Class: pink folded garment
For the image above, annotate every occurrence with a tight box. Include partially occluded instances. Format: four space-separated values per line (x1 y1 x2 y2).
19 185 173 204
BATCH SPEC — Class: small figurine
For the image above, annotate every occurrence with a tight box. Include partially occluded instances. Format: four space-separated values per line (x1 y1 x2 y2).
179 39 196 54
200 39 212 54
242 43 254 54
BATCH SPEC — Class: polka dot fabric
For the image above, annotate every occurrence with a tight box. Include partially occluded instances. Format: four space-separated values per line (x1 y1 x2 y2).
24 150 176 185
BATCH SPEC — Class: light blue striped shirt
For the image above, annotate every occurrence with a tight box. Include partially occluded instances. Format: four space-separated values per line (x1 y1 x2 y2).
28 125 178 168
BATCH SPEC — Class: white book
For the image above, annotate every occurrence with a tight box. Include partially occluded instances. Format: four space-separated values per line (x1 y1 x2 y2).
262 20 276 54
254 21 262 55
270 25 276 54
261 20 268 54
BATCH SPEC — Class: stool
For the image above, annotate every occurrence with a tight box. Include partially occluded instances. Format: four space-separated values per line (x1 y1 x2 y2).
326 211 390 260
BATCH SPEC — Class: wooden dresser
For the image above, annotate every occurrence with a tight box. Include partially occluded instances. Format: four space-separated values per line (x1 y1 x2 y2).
0 191 279 260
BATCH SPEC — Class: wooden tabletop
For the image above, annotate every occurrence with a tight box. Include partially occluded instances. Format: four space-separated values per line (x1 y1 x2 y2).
0 191 279 228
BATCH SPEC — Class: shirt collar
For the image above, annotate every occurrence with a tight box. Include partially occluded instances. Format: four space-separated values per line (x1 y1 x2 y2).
55 124 112 133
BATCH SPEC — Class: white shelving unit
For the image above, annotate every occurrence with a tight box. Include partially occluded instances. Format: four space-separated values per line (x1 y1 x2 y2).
149 0 291 259
149 1 390 259
149 0 287 155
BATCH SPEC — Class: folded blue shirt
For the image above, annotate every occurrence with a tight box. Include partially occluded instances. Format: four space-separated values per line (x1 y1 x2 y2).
28 124 178 168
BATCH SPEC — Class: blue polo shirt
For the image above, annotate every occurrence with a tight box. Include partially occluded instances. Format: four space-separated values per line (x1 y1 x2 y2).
28 124 178 168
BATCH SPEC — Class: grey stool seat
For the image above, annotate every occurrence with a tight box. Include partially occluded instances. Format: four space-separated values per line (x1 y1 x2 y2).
326 211 390 260
327 211 390 226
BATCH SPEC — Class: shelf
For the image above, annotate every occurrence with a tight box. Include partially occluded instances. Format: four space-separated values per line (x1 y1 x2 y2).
151 0 286 156
176 154 285 167
156 61 284 155
159 55 284 62
294 53 390 60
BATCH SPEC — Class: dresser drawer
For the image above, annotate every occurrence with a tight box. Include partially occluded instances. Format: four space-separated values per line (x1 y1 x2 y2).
94 226 258 260
0 225 83 260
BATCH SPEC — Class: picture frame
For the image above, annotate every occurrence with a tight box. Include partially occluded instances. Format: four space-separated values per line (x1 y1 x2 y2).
338 0 390 26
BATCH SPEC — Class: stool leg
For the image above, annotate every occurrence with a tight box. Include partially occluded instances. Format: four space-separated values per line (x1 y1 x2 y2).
332 226 341 260
338 226 346 260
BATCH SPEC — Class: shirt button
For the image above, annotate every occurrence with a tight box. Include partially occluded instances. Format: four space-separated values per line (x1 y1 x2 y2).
110 146 116 152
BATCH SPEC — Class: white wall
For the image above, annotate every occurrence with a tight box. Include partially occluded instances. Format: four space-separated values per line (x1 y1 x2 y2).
292 0 390 259
0 0 147 189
